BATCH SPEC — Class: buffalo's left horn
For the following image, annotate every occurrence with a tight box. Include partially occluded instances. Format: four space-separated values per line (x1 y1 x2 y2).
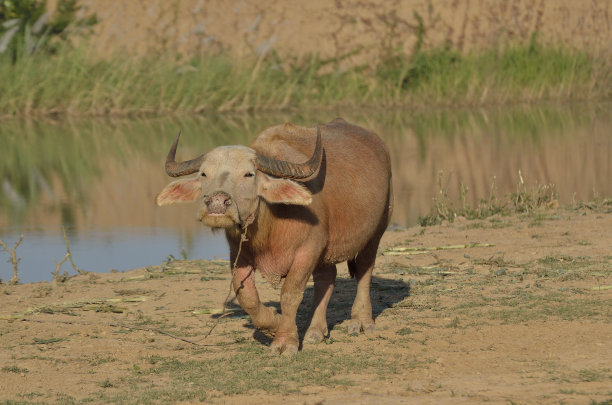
164 131 205 177
255 126 322 180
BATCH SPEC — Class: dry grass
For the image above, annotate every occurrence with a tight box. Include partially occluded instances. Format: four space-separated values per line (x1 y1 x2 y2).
417 170 559 226
0 234 23 285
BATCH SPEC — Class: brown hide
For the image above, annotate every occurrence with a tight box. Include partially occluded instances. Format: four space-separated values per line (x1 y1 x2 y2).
227 117 392 279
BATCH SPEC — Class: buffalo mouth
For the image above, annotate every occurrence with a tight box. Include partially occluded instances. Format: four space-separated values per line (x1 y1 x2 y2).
199 213 238 229
199 208 241 228
198 191 241 229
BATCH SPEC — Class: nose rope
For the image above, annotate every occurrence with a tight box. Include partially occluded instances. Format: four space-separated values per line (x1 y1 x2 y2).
232 212 255 272
198 211 256 343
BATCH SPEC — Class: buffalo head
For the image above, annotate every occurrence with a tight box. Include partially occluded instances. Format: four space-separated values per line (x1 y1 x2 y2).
156 128 322 229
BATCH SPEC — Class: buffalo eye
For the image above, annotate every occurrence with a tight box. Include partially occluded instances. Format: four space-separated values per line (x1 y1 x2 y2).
201 172 206 177
244 172 255 178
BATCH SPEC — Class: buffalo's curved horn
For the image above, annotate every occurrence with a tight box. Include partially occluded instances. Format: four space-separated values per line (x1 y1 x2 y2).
164 131 205 177
255 126 322 180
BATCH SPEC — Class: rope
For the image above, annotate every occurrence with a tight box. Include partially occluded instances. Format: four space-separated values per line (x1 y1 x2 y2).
196 213 255 343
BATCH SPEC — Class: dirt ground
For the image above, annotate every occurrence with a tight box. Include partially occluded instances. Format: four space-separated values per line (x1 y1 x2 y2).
56 0 612 62
1 205 611 404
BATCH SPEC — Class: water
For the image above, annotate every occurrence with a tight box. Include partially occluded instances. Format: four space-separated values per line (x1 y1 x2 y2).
1 104 611 283
0 227 228 283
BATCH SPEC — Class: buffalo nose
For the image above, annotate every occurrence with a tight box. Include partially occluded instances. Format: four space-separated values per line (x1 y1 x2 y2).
204 192 232 214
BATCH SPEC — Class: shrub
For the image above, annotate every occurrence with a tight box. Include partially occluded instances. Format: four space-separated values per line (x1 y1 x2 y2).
0 0 96 62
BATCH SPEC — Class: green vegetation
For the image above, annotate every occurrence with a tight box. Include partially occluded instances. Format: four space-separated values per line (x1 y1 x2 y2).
0 34 609 116
0 0 96 62
0 2 609 115
1 365 28 373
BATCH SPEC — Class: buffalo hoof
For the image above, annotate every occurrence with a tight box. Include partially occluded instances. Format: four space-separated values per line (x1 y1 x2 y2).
346 319 375 336
254 307 281 335
303 328 325 344
270 336 299 356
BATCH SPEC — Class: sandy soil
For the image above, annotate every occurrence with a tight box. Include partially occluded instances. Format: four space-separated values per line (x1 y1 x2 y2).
1 205 611 404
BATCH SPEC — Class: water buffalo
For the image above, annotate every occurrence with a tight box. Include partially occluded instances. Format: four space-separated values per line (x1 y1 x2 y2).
156 118 392 354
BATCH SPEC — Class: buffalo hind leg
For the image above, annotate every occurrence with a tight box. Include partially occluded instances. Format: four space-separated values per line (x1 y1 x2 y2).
303 264 337 344
347 184 391 336
347 236 382 335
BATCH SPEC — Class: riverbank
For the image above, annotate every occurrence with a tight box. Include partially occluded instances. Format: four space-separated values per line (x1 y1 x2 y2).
1 204 610 403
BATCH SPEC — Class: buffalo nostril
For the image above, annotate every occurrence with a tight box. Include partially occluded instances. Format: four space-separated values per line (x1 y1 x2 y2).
205 192 232 214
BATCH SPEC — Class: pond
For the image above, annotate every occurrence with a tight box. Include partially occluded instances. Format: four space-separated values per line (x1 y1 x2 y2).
1 104 611 283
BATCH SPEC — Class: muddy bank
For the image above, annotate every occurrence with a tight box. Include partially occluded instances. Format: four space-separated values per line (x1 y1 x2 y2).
1 205 611 404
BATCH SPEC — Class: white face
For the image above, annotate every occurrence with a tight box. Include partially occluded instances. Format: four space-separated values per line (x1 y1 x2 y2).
196 146 260 228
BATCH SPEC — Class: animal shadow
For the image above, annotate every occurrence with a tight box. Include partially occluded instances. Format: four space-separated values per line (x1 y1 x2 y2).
250 275 411 346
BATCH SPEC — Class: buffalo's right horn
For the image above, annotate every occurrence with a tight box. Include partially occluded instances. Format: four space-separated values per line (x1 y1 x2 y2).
164 131 205 177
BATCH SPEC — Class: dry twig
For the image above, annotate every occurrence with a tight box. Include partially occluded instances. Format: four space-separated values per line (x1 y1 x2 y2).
53 253 70 282
62 226 86 275
0 234 24 285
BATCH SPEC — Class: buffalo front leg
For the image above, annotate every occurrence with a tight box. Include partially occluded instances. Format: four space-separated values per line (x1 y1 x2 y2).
232 266 280 334
269 257 315 355
303 264 337 344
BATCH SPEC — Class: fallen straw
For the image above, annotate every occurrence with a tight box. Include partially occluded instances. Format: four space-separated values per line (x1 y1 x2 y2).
384 243 495 256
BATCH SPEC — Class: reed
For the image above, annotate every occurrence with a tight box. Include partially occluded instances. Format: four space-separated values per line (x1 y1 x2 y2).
0 36 609 117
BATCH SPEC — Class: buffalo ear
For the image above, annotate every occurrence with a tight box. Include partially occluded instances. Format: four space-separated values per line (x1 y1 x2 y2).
156 178 202 206
258 176 312 205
